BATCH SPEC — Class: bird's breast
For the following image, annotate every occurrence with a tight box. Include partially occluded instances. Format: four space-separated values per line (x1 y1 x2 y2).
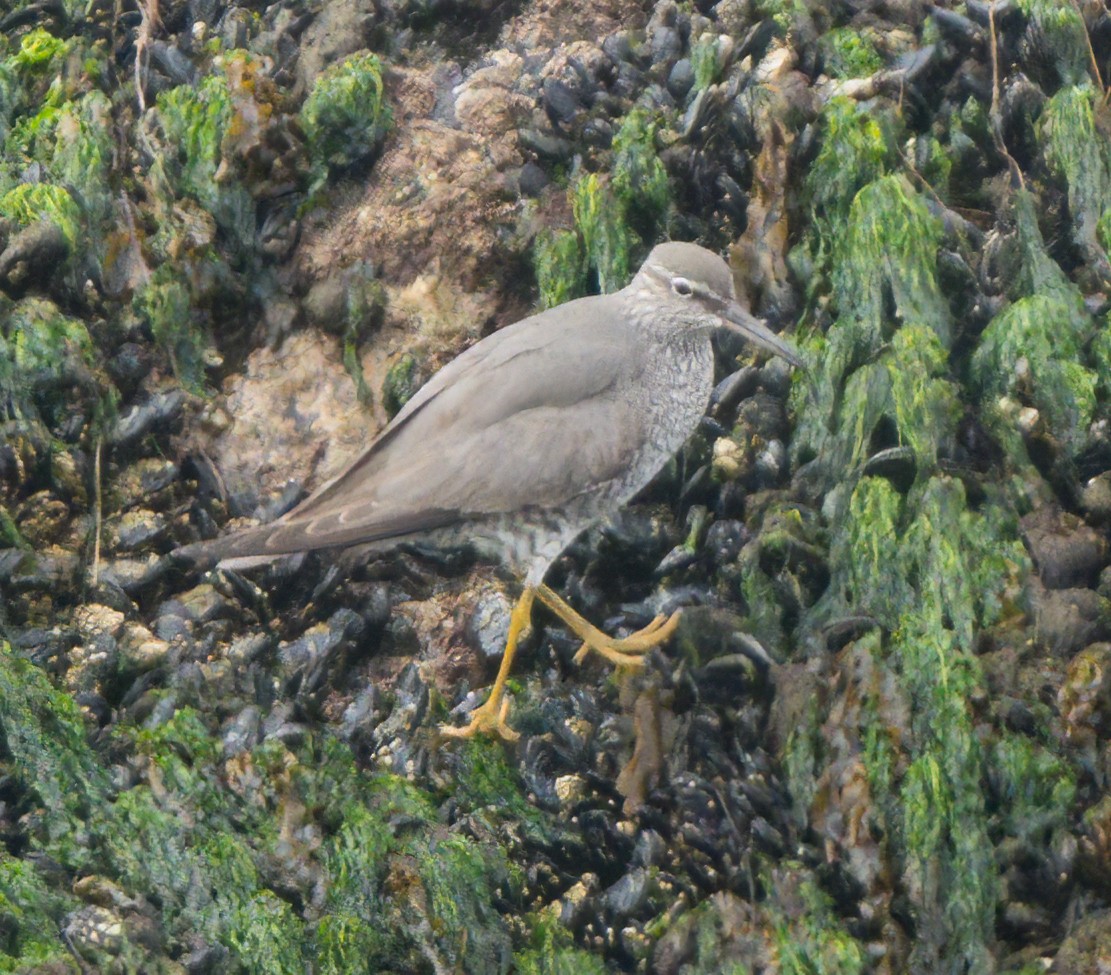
615 334 715 504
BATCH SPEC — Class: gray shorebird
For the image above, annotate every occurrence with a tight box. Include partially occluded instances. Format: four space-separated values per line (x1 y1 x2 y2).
176 242 803 739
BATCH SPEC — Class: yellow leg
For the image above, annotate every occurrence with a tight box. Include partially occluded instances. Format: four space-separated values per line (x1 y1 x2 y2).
441 587 535 742
535 583 680 668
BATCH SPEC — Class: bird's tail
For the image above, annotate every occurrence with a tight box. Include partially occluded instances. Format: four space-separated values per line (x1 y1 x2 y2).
171 524 289 571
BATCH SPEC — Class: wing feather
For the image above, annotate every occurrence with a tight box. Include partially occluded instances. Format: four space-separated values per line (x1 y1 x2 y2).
180 295 649 562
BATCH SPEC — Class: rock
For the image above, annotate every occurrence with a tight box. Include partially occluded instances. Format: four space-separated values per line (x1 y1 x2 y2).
667 58 694 99
1082 472 1111 523
1052 908 1111 971
118 621 172 672
1022 507 1108 590
1032 583 1111 657
108 509 170 553
110 390 187 450
0 219 69 294
1059 642 1111 750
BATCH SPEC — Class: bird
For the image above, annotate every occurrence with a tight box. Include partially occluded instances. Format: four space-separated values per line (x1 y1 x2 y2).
175 241 803 740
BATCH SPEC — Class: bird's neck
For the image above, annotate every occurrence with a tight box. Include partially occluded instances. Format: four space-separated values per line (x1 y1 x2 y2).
619 291 712 352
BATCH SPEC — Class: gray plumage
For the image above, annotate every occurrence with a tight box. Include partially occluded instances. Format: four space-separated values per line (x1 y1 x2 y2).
175 242 801 586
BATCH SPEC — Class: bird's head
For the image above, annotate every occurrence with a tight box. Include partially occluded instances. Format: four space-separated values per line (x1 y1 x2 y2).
633 241 804 369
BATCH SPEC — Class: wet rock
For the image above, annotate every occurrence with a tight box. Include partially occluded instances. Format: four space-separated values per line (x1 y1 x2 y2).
0 219 69 294
67 628 120 697
106 341 153 392
175 584 235 624
1081 472 1111 524
93 555 170 595
183 943 231 974
558 873 600 929
63 905 124 959
518 127 574 161
1032 583 1111 657
14 490 70 547
542 77 580 124
204 330 378 509
107 509 170 553
604 866 651 919
226 632 271 667
339 683 384 749
754 438 786 487
278 608 366 699
517 161 548 196
295 0 382 94
1059 642 1111 751
862 445 917 492
221 706 262 756
1051 908 1111 971
1022 507 1108 590
466 586 512 663
0 547 80 591
118 621 171 672
109 389 187 449
372 663 430 774
667 57 694 99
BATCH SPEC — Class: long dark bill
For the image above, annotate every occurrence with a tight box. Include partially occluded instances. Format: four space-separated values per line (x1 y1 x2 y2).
710 297 805 370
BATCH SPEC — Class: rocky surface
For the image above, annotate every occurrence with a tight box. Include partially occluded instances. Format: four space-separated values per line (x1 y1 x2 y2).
2 0 1111 972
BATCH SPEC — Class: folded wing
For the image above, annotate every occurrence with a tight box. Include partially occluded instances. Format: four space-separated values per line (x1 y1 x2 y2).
180 296 647 562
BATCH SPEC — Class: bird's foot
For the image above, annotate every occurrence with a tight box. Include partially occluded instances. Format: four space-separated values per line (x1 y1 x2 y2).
442 587 537 743
571 610 682 668
441 688 520 742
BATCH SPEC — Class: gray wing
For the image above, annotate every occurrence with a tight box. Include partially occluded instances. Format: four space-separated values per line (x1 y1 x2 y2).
181 294 647 561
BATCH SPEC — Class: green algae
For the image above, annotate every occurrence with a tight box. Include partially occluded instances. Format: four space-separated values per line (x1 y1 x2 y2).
573 172 631 294
1 297 96 425
8 28 68 81
0 647 109 870
785 154 1036 969
533 173 631 306
382 351 420 417
336 265 386 405
816 476 1028 971
48 91 114 226
1007 189 1082 301
834 175 949 347
652 862 864 975
4 89 112 225
133 265 209 393
771 871 865 975
301 52 390 181
1039 84 1111 262
1017 0 1092 88
612 108 670 232
534 108 670 306
792 181 957 493
804 99 898 230
152 66 254 254
0 182 80 248
451 738 545 833
819 28 883 79
964 190 1100 463
913 134 952 200
971 292 1095 456
0 505 26 548
690 34 723 90
0 644 525 972
794 100 901 316
535 228 586 309
0 853 76 971
515 914 607 975
990 736 1076 844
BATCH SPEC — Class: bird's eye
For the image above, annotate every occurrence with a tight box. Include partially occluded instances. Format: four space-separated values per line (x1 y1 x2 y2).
672 277 693 297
